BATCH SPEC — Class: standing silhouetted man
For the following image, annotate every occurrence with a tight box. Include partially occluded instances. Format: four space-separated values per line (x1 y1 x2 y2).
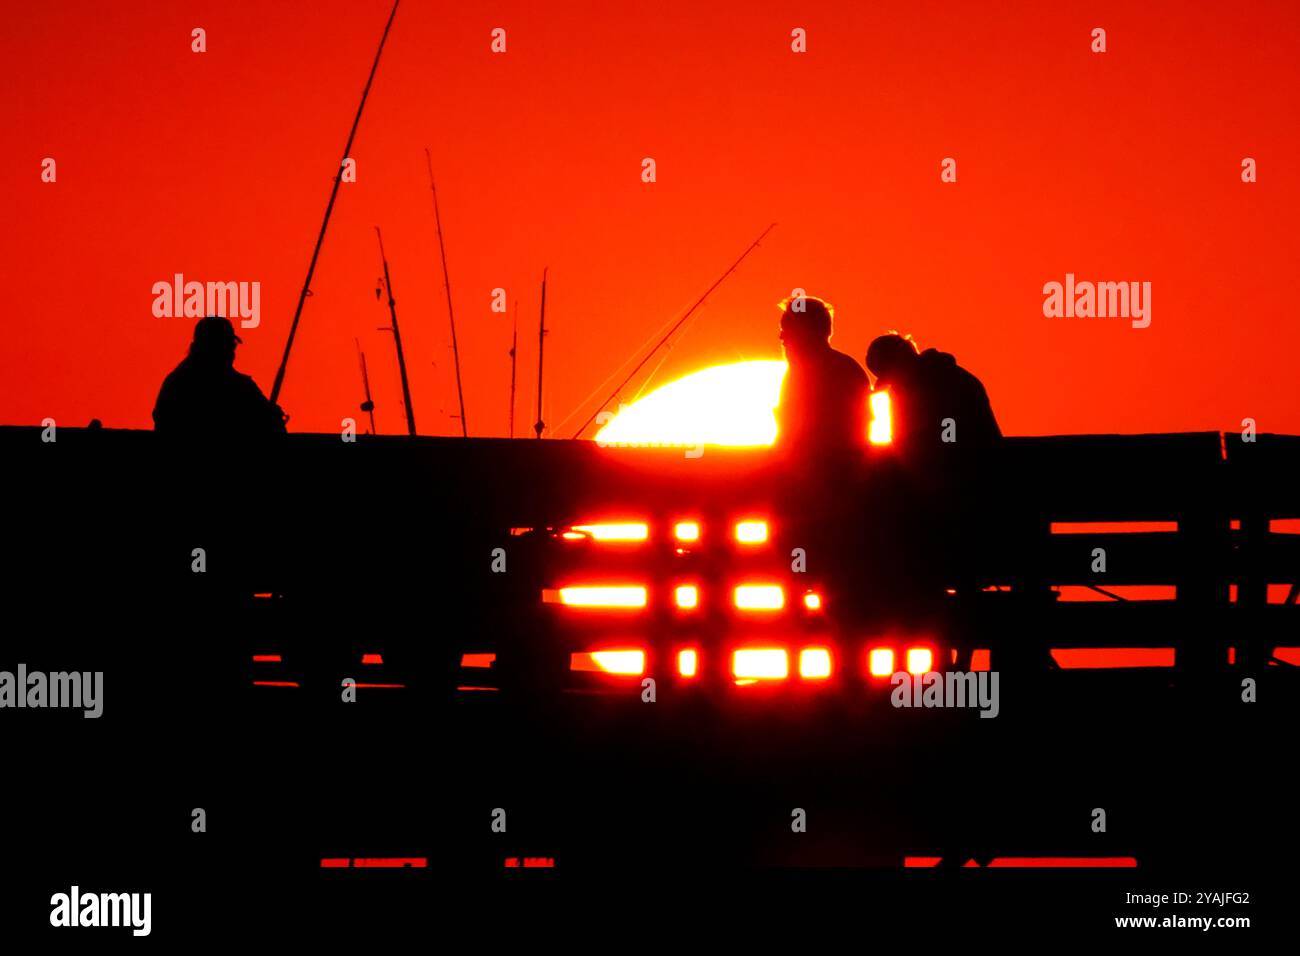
771 295 870 613
774 295 870 455
153 316 287 437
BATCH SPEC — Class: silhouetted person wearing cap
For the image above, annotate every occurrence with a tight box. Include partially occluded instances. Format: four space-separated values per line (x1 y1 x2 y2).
153 317 287 437
774 295 870 455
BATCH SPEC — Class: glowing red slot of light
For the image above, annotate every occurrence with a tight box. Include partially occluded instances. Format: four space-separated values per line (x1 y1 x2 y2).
674 521 700 542
906 647 933 674
570 650 646 675
571 523 648 541
868 648 894 677
734 584 784 610
987 857 1138 868
733 648 789 680
799 648 832 679
321 858 428 868
545 586 647 608
353 857 427 868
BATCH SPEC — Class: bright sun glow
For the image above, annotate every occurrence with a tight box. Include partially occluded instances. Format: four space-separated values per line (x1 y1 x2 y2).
594 360 787 447
593 360 892 447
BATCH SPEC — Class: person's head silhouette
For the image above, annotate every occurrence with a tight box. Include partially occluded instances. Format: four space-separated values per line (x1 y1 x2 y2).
778 295 835 359
189 316 242 366
866 332 919 387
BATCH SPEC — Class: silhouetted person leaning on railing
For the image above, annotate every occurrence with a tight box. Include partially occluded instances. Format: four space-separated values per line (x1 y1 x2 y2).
153 317 287 438
865 332 1001 471
866 333 1004 599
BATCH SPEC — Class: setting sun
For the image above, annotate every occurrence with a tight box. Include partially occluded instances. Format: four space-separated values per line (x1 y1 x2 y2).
594 360 891 448
594 360 787 447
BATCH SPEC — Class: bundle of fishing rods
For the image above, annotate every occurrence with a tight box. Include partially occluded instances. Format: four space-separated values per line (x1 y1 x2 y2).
268 0 774 441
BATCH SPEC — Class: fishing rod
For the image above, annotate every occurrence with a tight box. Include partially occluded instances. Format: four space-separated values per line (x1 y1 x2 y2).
268 0 402 408
355 337 377 435
375 226 417 437
571 222 777 439
509 299 518 438
533 268 548 439
424 148 468 437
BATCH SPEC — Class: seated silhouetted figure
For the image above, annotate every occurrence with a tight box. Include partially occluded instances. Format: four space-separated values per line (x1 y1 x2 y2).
153 317 287 438
774 295 870 455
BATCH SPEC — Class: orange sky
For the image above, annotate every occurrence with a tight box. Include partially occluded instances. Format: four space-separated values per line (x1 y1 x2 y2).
4 0 1298 437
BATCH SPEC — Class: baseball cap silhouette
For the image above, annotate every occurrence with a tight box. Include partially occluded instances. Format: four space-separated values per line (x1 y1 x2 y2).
192 316 242 347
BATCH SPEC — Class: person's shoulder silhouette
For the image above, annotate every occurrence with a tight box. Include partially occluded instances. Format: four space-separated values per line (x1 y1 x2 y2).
153 316 287 438
774 295 869 453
